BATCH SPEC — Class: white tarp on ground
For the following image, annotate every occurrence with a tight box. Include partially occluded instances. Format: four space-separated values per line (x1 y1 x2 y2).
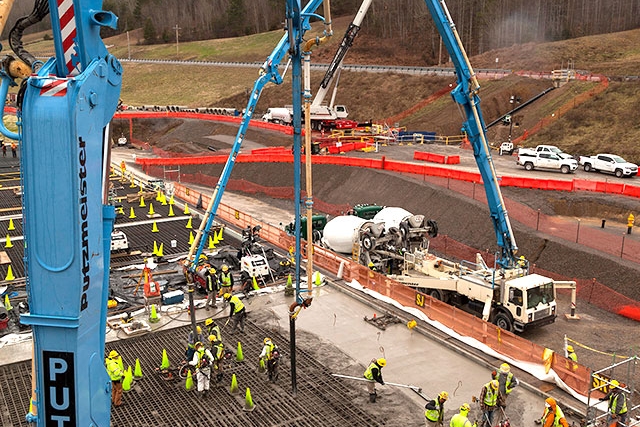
346 278 608 409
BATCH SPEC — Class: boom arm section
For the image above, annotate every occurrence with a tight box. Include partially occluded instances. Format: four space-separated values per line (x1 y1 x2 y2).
311 0 372 108
422 0 518 269
187 0 326 267
14 0 122 425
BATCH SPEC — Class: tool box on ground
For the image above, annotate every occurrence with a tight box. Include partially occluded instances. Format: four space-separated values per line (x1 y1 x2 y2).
162 290 185 305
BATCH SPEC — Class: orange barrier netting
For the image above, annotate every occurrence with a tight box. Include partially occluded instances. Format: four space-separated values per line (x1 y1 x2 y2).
170 181 594 398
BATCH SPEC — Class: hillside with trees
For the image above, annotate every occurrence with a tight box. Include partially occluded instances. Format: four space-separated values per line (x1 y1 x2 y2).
5 0 640 63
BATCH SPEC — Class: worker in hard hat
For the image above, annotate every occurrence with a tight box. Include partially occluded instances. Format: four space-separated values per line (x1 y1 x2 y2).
105 350 124 407
599 380 628 427
205 318 221 342
363 357 386 403
535 397 568 427
208 335 227 383
189 341 214 397
259 337 281 382
492 363 519 407
218 264 234 304
186 325 205 361
450 403 476 427
223 293 246 333
566 345 578 363
424 391 449 427
478 379 499 427
205 267 219 310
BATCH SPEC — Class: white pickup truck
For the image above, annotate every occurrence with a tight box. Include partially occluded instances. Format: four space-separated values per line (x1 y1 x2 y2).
518 144 569 158
517 151 578 174
579 154 638 178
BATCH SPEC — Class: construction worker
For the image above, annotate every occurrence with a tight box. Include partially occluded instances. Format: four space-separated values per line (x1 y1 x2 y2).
218 264 234 300
208 335 226 383
425 391 448 427
223 293 246 333
205 318 221 342
189 341 214 397
566 345 578 362
105 350 124 407
186 326 205 361
492 363 518 406
205 267 219 310
10 142 16 158
363 358 386 403
479 379 499 427
450 403 476 427
259 337 281 382
600 380 627 427
535 397 568 427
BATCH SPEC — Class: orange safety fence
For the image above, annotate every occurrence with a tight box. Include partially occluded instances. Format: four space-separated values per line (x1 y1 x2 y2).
171 180 594 397
114 111 294 135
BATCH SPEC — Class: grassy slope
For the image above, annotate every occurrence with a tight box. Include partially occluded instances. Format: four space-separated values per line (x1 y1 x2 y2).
15 19 640 162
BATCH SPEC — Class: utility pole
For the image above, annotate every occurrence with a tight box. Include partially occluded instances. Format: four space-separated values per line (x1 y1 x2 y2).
173 24 181 55
126 31 131 60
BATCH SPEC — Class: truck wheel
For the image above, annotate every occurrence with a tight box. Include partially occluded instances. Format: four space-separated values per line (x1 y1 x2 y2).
615 169 623 178
494 312 513 332
361 233 375 251
428 289 448 303
561 165 570 174
584 163 592 172
524 162 534 171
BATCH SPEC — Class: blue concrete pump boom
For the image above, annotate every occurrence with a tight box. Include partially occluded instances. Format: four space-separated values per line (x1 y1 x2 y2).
0 0 122 424
422 0 518 269
186 0 328 269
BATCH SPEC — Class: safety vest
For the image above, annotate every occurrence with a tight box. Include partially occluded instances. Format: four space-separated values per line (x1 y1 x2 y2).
264 342 277 360
363 362 379 380
212 342 224 361
494 371 516 394
450 413 472 427
552 405 566 427
610 392 627 415
568 352 577 362
196 349 211 369
229 295 244 313
425 401 443 422
208 324 221 342
483 383 498 406
206 273 218 292
105 357 123 381
220 271 232 287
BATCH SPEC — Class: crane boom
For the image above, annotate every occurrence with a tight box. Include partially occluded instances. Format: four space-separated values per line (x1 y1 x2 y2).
311 0 372 108
186 0 328 270
422 0 518 269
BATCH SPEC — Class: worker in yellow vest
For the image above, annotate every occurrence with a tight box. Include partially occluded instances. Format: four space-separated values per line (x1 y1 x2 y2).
105 350 124 407
223 293 245 333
